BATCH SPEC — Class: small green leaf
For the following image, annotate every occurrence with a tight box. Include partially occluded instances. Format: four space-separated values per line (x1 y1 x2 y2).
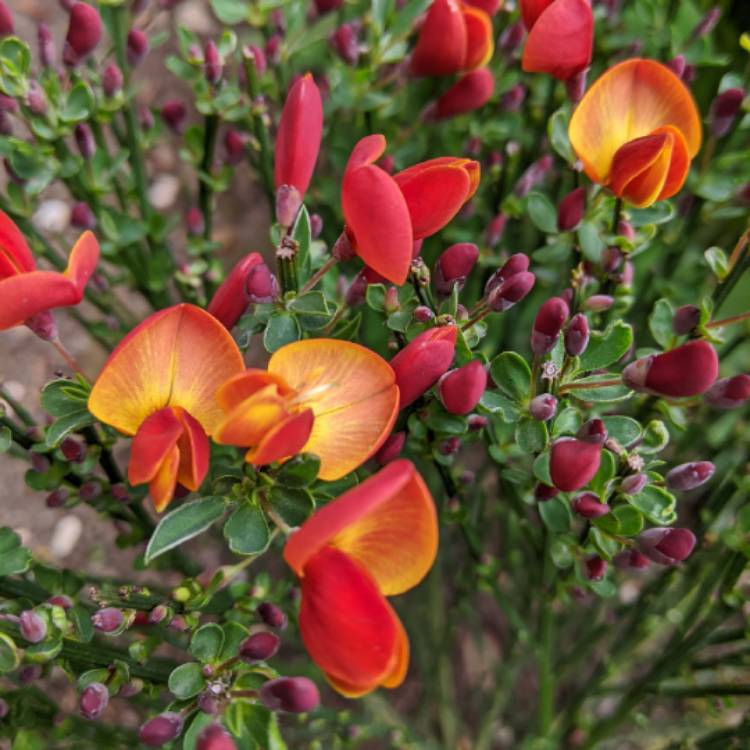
612 505 643 536
183 713 216 750
515 417 548 453
704 247 729 281
190 624 225 664
425 411 468 435
210 0 249 24
365 283 386 312
0 634 19 673
219 622 248 661
144 497 226 564
269 486 315 528
0 426 12 453
538 497 572 533
640 419 670 454
548 107 575 164
578 221 604 262
60 81 93 123
601 416 641 447
479 391 519 422
223 503 269 555
527 192 558 234
168 662 205 699
649 299 675 349
566 374 632 403
288 291 330 330
41 379 90 417
552 406 581 436
590 450 616 494
0 528 31 576
45 410 94 448
489 352 532 405
579 322 633 371
274 454 320 488
263 313 300 353
532 452 552 485
628 485 676 525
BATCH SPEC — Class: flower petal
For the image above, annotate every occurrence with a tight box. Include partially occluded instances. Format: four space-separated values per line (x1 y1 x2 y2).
64 231 100 291
214 386 290 446
569 58 702 185
268 339 399 480
345 134 387 171
128 407 183 486
149 444 180 513
88 304 245 436
245 408 315 467
0 271 84 331
462 5 494 70
410 0 467 77
0 210 35 278
435 68 496 119
609 130 674 208
215 370 293 413
520 0 553 29
284 459 438 596
174 407 210 492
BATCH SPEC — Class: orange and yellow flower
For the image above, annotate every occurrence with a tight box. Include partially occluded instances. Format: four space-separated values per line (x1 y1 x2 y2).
88 304 245 512
284 459 438 696
568 59 702 208
0 210 99 331
213 338 399 481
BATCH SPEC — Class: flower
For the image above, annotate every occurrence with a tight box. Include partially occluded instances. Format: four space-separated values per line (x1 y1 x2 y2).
0 211 100 331
207 252 264 330
434 242 479 295
88 305 245 511
438 360 487 415
214 339 398 480
569 59 702 208
521 0 593 81
434 68 496 119
342 135 479 284
550 437 601 492
410 0 494 77
283 459 438 696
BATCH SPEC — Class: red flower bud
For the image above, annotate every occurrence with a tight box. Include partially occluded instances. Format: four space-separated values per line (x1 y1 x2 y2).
572 492 609 519
61 437 85 462
487 271 536 312
375 431 406 465
557 186 586 231
315 0 344 13
243 44 266 76
80 682 109 720
440 436 462 455
637 527 696 565
499 21 524 55
529 393 557 421
622 340 719 398
46 488 69 508
207 252 263 330
139 712 185 747
0 1 12 36
257 602 288 630
390 326 458 409
38 23 54 68
204 39 222 84
65 3 102 64
550 438 601 492
710 87 745 137
197 724 237 750
515 154 554 197
91 607 124 633
531 297 569 355
484 212 507 247
414 305 435 323
275 184 303 227
666 54 686 79
435 69 495 119
344 271 368 307
245 261 278 304
260 677 320 713
127 29 149 67
223 129 247 165
74 123 95 160
102 63 123 96
434 243 479 296
275 74 323 197
186 207 204 236
438 360 487 415
20 610 47 643
161 100 187 134
309 213 323 239
331 23 360 65
665 461 715 491
620 473 647 495
80 481 101 502
265 34 282 65
48 594 73 609
614 548 651 569
71 201 96 230
672 304 700 334
577 418 607 445
535 483 559 501
584 555 607 581
705 374 750 409
564 313 589 356
468 414 488 431
484 253 530 297
239 631 280 662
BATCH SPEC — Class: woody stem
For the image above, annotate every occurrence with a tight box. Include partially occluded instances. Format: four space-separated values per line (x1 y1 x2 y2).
706 309 750 329
558 378 622 394
298 255 338 295
50 338 85 377
461 307 491 331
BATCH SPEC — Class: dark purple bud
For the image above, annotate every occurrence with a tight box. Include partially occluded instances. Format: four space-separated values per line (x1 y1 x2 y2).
414 305 434 323
691 6 721 39
223 129 247 165
275 185 302 227
705 374 750 409
79 481 101 502
19 665 42 684
29 452 50 473
468 414 488 431
244 44 266 75
139 712 185 747
498 20 524 55
617 220 635 242
665 461 715 491
531 297 569 355
439 436 461 455
487 271 536 312
80 682 109 720
27 81 47 115
47 594 73 609
246 262 278 303
204 40 222 84
70 201 96 230
265 34 282 65
65 3 102 65
602 246 623 273
485 213 507 248
583 294 614 312
140 105 154 131
666 54 686 79
127 29 149 67
529 394 557 421
186 207 205 236
557 187 585 231
577 418 607 445
484 253 530 297
196 692 221 716
239 631 280 662
330 23 359 65
500 84 526 112
74 123 95 160
257 602 288 630
584 555 607 581
46 489 69 508
710 88 745 137
19 610 47 643
345 271 368 306
25 310 58 342
161 100 187 134
515 154 553 197
270 8 286 34
564 313 589 357
91 607 124 633
565 68 588 103
572 492 609 519
0 698 8 720
110 483 129 502
535 483 559 501
620 473 647 495
637 527 696 565
38 23 54 68
315 0 344 14
672 304 700 335
434 243 479 296
309 213 323 239
60 437 85 463
260 677 320 713
197 724 237 750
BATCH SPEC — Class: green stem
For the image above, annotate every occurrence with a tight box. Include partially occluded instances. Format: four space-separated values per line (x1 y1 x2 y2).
199 114 220 242
0 386 34 426
537 529 555 739
243 54 275 206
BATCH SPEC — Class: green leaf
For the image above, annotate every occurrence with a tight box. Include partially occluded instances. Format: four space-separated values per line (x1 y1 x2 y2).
579 322 633 371
288 291 330 330
269 486 315 528
489 352 531 405
538 497 572 533
566 374 632 403
183 712 216 750
628 485 677 525
640 419 670 454
168 662 205 699
274 453 320 488
45 410 94 448
60 81 93 123
601 416 641 447
263 313 300 353
479 391 519 422
552 406 581 437
209 0 248 24
578 221 604 262
292 205 312 279
589 527 620 560
144 497 226 564
219 622 248 661
649 299 675 349
0 426 12 453
515 417 548 453
0 633 19 673
527 192 558 234
223 502 269 555
0 528 31 576
425 411 467 435
590 450 616 494
190 624 225 664
704 246 729 281
532 452 552 485
41 379 90 417
365 283 386 312
548 107 574 164
612 505 643 536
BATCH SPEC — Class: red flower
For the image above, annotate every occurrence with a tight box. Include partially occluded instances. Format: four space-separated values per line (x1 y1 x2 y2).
65 2 102 64
438 360 487 414
550 437 601 492
435 68 495 119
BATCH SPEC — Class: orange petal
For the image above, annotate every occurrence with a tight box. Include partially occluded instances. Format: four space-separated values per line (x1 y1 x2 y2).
214 386 290 446
410 0 467 77
149 444 180 513
245 408 314 467
64 231 100 291
0 210 35 278
345 134 387 171
284 459 438 596
654 125 690 201
521 0 593 81
216 370 294 413
298 546 405 696
0 271 85 331
88 304 245 436
128 407 183 486
569 58 702 186
268 339 399 480
462 5 494 70
342 164 413 285
174 407 210 492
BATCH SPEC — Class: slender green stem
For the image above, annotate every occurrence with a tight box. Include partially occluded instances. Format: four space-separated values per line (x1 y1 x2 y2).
243 54 275 206
0 386 34 426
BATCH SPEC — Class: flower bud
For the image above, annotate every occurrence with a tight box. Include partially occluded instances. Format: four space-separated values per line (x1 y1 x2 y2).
197 724 237 750
46 488 69 508
438 360 487 415
434 243 479 296
161 100 187 134
637 527 696 565
260 677 320 713
244 44 266 76
384 286 400 314
572 492 609 519
531 297 569 355
565 68 588 103
499 20 524 55
666 54 686 79
257 602 288 630
59 437 84 463
620 473 647 495
468 414 488 431
484 253 530 297
710 88 745 138
91 607 124 633
485 213 507 248
375 431 405 466
344 271 368 307
204 40 222 84
691 6 720 39
557 187 585 231
25 311 58 342
65 3 102 65
246 261 278 304
27 81 47 115
265 34 282 65
622 340 718 398
0 2 12 36
672 304 700 335
196 691 220 715
38 23 54 68
139 712 185 747
223 129 247 165
529 393 557 421
564 313 589 357
48 594 73 609
71 201 96 230
704 374 750 409
500 84 526 112
239 631 280 663
74 123 95 160
19 665 42 684
102 63 124 96
186 207 204 236
80 682 109 720
330 23 359 65
439 436 461 455
582 294 614 312
414 305 434 323
127 29 149 67
390 326 457 409
0 698 8 720
550 438 601 492
315 0 343 13
515 154 553 197
577 418 607 445
275 184 302 228
535 483 559 501
79 481 101 502
309 213 323 239
584 555 607 581
486 272 536 312
19 610 47 643
665 461 715 491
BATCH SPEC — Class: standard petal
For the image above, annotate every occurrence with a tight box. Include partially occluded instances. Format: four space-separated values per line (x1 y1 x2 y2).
462 5 494 70
284 459 438 596
127 407 183 486
569 58 702 185
410 0 467 77
0 271 84 331
268 339 399 480
0 209 35 278
88 304 245 436
298 546 403 696
245 408 315 467
342 164 413 285
64 231 100 291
